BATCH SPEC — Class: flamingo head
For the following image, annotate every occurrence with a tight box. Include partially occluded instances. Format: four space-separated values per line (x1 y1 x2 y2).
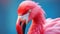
16 1 45 34
17 0 45 24
17 1 40 24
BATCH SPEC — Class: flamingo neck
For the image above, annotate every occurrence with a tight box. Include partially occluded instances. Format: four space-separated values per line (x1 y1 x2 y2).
32 13 45 34
32 13 45 25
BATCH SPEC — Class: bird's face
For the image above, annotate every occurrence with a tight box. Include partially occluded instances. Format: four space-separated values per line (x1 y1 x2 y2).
18 9 37 24
17 1 39 24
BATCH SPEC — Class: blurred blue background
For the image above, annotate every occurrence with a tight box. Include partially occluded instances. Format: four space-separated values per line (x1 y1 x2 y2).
0 0 60 34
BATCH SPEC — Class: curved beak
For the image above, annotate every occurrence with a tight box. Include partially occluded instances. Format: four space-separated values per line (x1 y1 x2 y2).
16 12 30 34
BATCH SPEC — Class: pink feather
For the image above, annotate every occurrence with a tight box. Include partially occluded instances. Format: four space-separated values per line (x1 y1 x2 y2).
16 1 60 34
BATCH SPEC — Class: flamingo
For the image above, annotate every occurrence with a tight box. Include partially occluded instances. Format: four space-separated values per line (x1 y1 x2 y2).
16 0 60 34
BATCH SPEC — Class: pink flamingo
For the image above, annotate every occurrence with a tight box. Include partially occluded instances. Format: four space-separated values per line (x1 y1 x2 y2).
16 0 60 34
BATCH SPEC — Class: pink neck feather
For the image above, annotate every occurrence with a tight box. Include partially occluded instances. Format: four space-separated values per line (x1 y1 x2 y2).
32 6 45 34
32 5 45 25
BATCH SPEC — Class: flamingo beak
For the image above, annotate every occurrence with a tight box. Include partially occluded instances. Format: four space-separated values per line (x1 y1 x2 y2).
18 12 30 24
17 12 30 34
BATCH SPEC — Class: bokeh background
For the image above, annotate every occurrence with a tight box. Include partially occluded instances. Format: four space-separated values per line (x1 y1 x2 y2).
0 0 60 34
